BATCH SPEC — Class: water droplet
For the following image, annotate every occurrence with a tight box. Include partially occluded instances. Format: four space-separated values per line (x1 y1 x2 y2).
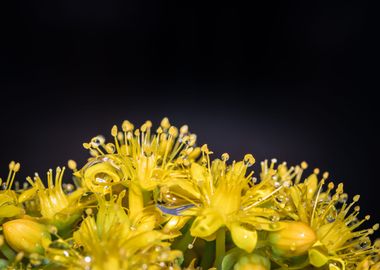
275 195 284 203
221 153 229 161
269 223 278 229
326 215 336 223
48 226 58 234
359 240 370 249
339 193 348 203
91 136 105 147
244 154 255 167
283 181 291 187
270 215 280 222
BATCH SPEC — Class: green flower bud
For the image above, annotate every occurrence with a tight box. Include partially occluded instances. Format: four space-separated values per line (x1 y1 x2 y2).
3 219 51 254
268 221 317 257
234 253 270 270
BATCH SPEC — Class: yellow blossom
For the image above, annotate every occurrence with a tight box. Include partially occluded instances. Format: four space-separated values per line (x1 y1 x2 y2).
158 146 283 254
19 167 85 232
76 118 198 193
72 191 182 270
264 160 380 270
0 161 24 221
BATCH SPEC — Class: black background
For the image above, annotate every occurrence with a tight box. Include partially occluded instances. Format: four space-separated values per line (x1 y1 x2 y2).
1 2 379 232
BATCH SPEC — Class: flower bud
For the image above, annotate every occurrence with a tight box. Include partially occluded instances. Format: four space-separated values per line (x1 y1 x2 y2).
268 221 317 257
3 219 51 254
234 253 270 270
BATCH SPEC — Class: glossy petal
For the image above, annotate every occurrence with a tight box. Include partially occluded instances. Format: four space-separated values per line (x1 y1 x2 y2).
190 209 223 238
230 222 258 253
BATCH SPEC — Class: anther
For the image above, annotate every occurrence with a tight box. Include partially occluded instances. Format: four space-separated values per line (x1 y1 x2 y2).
244 154 255 167
67 160 77 171
111 125 118 137
168 126 178 137
122 120 134 132
221 153 230 161
180 125 189 135
161 117 170 130
83 143 91 149
301 161 308 169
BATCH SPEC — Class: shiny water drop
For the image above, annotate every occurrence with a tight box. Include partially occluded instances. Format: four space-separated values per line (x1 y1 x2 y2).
270 215 280 222
326 215 336 223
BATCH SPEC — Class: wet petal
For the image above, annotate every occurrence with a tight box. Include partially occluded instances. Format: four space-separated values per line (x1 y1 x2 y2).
230 222 257 253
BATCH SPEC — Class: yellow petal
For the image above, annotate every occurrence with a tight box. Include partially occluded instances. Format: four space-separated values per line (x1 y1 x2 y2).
305 174 318 200
230 222 257 253
191 163 207 184
309 247 329 268
0 204 24 218
0 194 15 206
164 180 201 200
163 216 191 233
18 187 37 203
190 209 223 238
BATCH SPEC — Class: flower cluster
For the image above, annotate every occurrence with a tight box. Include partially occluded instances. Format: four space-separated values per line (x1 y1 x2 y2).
0 118 378 270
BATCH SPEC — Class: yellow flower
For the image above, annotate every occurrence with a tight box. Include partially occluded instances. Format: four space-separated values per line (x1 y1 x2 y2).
158 146 282 253
2 218 51 254
75 118 199 222
75 154 129 194
72 191 182 270
266 161 380 270
77 118 198 191
19 167 85 232
0 161 24 221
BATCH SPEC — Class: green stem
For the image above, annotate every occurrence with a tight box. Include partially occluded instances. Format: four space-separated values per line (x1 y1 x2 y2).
200 240 215 269
214 228 226 269
172 225 193 252
0 242 15 261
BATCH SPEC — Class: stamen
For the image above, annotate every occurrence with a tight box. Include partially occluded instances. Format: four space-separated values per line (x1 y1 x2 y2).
188 237 197 249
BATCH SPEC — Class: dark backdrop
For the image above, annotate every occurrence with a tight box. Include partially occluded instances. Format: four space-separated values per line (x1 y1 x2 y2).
1 2 378 232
